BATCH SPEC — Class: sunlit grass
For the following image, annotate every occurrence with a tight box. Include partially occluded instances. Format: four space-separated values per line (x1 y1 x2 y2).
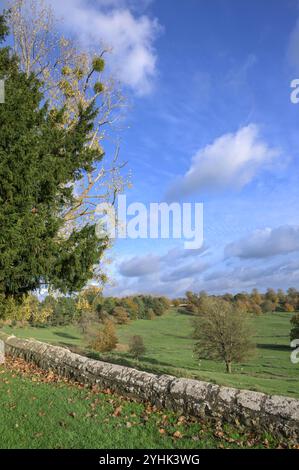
3 309 298 398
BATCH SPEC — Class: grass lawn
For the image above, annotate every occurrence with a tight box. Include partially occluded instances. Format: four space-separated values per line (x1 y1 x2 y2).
108 310 299 398
2 324 84 348
3 309 298 398
0 358 287 449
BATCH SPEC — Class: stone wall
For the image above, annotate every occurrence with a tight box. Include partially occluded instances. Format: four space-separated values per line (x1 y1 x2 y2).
0 331 298 440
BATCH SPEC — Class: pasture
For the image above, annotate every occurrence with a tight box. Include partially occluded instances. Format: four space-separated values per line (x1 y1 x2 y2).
3 309 298 399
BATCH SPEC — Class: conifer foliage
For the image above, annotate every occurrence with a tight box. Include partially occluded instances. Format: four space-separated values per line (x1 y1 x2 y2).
0 14 106 300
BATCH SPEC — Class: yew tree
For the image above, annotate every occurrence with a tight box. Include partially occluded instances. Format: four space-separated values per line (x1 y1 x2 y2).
0 15 107 301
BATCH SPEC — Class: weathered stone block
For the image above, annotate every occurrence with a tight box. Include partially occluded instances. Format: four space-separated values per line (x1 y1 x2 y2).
237 390 264 412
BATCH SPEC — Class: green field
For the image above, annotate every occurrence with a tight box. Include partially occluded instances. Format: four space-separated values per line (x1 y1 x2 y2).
3 309 298 398
0 359 286 449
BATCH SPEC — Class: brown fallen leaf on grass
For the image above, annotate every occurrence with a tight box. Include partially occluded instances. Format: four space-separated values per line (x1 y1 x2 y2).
263 439 270 448
177 415 186 425
4 357 72 386
173 431 183 439
113 406 123 417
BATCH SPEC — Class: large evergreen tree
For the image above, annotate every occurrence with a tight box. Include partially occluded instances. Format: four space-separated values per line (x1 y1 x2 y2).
0 14 107 300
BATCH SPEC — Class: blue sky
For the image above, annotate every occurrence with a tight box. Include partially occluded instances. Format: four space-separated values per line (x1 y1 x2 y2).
36 1 299 295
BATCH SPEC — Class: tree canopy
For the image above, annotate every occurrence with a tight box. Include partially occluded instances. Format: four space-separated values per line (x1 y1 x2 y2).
193 297 255 373
0 14 107 299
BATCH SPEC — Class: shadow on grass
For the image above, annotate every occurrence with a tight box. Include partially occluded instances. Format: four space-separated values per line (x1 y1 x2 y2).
57 342 79 350
54 332 80 340
87 351 176 370
255 334 288 339
257 343 291 352
177 309 194 316
162 333 191 340
83 351 197 377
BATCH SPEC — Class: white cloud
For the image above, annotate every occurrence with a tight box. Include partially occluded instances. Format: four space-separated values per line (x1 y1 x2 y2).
48 0 161 95
167 124 280 199
104 274 192 298
119 254 160 277
113 245 210 297
105 239 299 297
118 245 209 280
225 225 299 259
160 244 209 263
160 259 209 282
200 257 299 295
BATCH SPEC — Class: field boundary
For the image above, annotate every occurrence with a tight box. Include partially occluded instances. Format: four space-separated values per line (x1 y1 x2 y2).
0 331 298 439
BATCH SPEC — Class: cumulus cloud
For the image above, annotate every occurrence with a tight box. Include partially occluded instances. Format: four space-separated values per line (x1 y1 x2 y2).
225 225 299 259
167 124 280 199
104 274 192 298
200 257 299 295
119 254 160 277
160 244 209 263
107 242 299 297
47 0 160 95
160 259 209 282
119 245 209 280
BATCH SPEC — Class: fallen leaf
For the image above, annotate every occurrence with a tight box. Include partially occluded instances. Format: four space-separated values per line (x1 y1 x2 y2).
113 406 122 417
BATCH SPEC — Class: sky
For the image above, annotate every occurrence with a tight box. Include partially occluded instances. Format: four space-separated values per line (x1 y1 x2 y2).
14 0 299 296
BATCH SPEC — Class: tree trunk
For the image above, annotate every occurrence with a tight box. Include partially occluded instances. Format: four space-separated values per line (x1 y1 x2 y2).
226 361 232 374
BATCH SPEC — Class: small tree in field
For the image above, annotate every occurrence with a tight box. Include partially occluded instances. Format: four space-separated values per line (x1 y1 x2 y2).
145 308 155 320
89 320 117 353
113 306 130 325
193 298 255 373
290 313 299 341
129 336 146 360
261 300 276 313
76 296 97 334
284 303 295 313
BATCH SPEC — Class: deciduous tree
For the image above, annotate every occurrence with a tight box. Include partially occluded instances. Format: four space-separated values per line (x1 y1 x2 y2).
8 0 129 235
89 320 117 353
129 335 146 360
193 298 255 373
290 313 299 342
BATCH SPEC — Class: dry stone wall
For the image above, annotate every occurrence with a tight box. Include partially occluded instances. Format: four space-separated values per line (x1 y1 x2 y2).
0 331 298 440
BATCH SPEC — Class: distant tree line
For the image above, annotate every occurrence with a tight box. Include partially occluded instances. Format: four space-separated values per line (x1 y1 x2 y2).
0 288 171 328
181 288 299 316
